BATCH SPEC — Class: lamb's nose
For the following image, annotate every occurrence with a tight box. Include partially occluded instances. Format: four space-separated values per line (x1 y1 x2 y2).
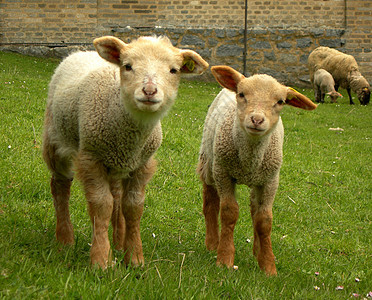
251 115 264 126
142 85 157 97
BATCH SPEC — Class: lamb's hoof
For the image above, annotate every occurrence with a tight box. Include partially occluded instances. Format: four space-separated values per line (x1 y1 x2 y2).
259 261 277 276
91 255 112 270
263 265 277 276
124 255 145 268
216 254 234 268
56 226 74 245
205 238 219 251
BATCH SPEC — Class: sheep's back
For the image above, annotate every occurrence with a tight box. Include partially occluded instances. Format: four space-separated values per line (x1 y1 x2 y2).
308 47 359 88
47 51 115 149
198 89 237 185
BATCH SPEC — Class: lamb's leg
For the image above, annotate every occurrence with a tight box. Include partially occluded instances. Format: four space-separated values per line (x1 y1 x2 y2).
314 86 321 103
42 132 74 245
320 91 325 103
347 88 354 105
121 158 157 267
110 180 125 250
203 182 220 250
76 152 113 269
216 180 238 268
51 175 74 245
251 183 278 276
250 201 259 258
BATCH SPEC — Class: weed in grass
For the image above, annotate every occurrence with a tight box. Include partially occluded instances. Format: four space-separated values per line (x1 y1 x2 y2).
0 52 371 299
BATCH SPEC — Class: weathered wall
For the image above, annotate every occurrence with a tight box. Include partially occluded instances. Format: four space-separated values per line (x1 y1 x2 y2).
0 0 371 86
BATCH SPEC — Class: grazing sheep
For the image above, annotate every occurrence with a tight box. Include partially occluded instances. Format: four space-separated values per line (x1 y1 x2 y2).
197 66 317 275
313 69 343 103
308 46 370 105
43 35 208 269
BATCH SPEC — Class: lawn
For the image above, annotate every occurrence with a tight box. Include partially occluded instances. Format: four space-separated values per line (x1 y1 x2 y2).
0 51 371 299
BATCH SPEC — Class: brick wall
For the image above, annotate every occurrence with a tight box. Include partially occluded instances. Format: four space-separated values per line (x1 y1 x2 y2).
343 0 372 81
0 0 371 86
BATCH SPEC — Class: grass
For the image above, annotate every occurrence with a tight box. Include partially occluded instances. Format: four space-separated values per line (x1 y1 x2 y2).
0 51 371 299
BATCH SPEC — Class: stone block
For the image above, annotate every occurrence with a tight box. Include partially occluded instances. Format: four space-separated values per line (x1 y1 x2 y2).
276 41 292 49
251 41 271 49
319 39 343 48
264 51 276 61
216 44 243 57
181 34 205 47
296 38 312 48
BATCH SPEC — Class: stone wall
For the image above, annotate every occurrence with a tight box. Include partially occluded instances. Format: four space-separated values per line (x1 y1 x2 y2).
111 26 346 86
0 0 371 87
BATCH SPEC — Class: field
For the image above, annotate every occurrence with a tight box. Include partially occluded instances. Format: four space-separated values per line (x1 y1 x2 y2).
0 51 371 299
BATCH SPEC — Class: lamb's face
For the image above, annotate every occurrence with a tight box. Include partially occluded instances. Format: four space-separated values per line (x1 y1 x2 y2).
94 36 208 121
211 66 317 136
236 75 286 137
328 91 342 103
119 38 183 116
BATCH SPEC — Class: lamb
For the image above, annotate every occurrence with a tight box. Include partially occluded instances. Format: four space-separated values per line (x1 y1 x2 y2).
196 66 317 275
313 68 343 103
42 35 208 269
308 46 370 105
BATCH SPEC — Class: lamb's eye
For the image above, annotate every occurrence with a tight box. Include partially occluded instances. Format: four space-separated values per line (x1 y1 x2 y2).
125 64 132 71
170 68 178 74
238 92 245 98
277 99 285 105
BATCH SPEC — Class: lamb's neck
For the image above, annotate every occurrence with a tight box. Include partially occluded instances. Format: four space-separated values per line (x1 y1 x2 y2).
348 70 368 91
324 80 336 93
124 110 161 141
233 118 275 163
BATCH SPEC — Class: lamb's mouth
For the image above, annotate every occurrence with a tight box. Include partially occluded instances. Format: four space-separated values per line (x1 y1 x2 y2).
246 127 265 134
137 98 161 105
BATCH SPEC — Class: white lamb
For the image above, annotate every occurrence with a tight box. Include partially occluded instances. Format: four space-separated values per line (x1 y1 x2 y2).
197 66 317 275
43 35 208 268
313 69 343 103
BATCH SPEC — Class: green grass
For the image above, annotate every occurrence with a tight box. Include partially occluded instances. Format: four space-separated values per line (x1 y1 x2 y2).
0 51 371 299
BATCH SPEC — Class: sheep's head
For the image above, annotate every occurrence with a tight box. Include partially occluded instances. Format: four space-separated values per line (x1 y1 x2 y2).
349 75 370 105
327 91 343 103
358 86 370 105
94 36 209 120
211 66 317 137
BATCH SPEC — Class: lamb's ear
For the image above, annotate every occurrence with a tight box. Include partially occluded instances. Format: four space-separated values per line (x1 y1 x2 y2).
286 87 317 110
211 66 245 92
93 36 127 66
180 50 209 75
